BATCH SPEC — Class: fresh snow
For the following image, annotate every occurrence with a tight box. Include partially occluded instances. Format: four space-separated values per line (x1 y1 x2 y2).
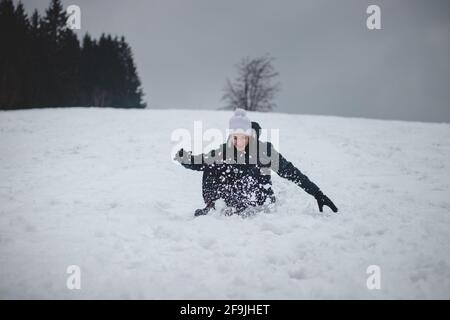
0 108 449 299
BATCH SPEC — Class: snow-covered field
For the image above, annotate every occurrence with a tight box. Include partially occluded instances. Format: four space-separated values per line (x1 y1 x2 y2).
0 108 449 299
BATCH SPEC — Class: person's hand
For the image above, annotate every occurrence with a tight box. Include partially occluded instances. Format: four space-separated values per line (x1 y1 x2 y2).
314 191 338 213
174 148 184 163
174 148 189 163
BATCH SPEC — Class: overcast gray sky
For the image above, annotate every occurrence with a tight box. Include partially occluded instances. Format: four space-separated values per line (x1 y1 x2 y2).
20 0 450 122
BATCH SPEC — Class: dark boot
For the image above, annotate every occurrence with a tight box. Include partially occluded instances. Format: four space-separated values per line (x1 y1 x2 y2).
194 201 215 217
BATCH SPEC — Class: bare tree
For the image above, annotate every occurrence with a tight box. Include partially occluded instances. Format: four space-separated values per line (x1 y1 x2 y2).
222 55 280 112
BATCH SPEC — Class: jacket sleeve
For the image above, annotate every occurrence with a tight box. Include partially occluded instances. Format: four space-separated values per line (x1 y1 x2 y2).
177 145 224 172
178 151 207 171
271 145 321 197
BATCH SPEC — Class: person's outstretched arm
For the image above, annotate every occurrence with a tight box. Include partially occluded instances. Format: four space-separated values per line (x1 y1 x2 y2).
269 143 338 213
174 145 225 171
174 148 207 171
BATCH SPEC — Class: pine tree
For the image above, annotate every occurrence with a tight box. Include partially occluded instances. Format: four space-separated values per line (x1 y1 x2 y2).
14 1 31 107
41 0 70 106
0 0 31 108
0 0 146 110
29 9 46 106
0 0 17 108
80 33 96 106
119 36 145 108
42 0 66 45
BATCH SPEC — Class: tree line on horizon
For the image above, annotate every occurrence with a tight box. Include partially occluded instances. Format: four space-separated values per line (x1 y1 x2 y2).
0 0 146 110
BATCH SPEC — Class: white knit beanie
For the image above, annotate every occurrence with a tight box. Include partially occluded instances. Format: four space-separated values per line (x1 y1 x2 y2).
229 108 251 135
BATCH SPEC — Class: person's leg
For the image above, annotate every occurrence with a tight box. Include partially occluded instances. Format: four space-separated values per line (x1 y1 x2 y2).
202 166 222 205
257 189 276 206
199 167 275 216
225 177 276 214
225 193 247 210
195 166 222 216
222 179 254 214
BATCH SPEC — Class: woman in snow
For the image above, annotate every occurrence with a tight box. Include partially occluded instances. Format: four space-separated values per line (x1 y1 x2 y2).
174 109 338 216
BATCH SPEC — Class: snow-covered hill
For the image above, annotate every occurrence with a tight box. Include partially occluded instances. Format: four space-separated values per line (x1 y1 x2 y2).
0 108 449 299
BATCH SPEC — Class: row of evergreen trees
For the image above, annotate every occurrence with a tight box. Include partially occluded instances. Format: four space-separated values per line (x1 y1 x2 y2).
0 0 146 109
